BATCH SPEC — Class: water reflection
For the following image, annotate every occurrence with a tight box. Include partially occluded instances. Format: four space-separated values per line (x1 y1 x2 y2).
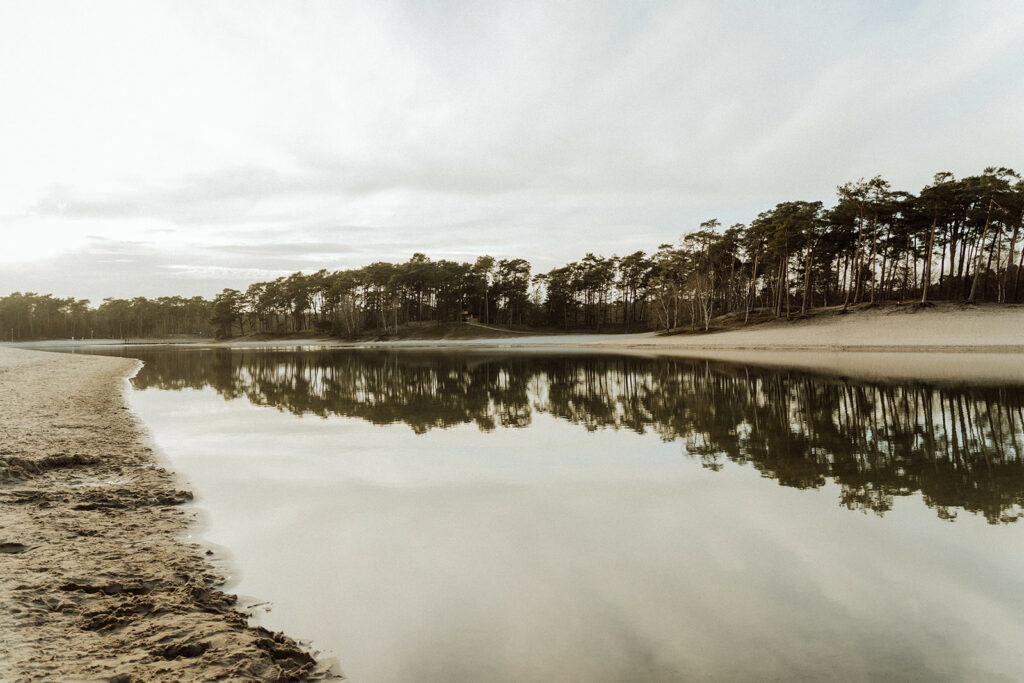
110 348 1024 524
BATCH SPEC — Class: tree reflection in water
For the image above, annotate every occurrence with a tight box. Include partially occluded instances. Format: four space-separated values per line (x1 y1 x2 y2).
117 348 1024 524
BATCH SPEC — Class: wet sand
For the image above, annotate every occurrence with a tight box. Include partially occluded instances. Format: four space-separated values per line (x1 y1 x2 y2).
0 347 335 681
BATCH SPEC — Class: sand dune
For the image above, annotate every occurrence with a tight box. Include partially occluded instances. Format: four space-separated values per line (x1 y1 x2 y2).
581 303 1024 383
615 302 1024 350
568 303 1022 384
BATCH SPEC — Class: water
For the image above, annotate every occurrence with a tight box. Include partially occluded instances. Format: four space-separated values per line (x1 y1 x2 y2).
76 347 1024 681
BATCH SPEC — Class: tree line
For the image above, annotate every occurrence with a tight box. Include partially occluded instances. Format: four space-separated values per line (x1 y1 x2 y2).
2 166 1022 340
209 166 1024 336
0 293 213 341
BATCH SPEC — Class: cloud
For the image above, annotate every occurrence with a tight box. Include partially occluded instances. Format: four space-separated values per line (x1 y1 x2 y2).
1 0 1022 299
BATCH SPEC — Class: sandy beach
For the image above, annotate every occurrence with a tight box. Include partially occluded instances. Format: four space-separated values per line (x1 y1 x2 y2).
606 303 1024 350
0 347 335 681
588 304 1024 384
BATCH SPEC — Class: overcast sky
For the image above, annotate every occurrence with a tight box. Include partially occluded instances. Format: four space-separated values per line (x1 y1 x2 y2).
2 1 1022 303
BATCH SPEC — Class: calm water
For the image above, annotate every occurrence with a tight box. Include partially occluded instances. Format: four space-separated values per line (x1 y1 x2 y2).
76 347 1024 681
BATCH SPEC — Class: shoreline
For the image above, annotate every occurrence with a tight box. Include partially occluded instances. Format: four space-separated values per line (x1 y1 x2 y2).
7 301 1024 348
14 303 1021 384
0 346 336 681
7 300 1020 350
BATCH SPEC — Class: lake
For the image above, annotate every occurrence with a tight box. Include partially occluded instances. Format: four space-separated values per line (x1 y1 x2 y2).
72 346 1024 681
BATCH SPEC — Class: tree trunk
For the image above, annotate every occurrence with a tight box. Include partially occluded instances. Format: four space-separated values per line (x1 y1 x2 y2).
1015 241 1024 303
784 250 792 320
957 227 969 297
868 210 879 304
1004 206 1023 302
921 213 939 304
993 226 1004 302
968 198 995 302
844 210 865 311
774 260 784 318
938 229 947 295
839 252 849 296
879 253 889 302
801 248 813 316
745 249 760 324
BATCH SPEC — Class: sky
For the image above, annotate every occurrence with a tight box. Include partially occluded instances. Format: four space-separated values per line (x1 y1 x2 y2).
1 0 1023 303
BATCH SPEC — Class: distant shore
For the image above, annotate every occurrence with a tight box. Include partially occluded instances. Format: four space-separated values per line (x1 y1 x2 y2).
611 301 1024 350
0 347 335 681
9 302 1024 384
7 301 1023 351
587 302 1024 384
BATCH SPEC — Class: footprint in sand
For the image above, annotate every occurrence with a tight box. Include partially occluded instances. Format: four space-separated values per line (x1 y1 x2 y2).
0 542 29 554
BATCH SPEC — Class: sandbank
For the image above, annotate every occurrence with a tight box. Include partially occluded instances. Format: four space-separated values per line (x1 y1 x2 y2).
0 346 335 681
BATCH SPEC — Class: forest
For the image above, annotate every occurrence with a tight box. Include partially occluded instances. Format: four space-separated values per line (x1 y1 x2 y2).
1 167 1022 340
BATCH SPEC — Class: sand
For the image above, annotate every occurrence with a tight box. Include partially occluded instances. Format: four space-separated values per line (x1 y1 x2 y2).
582 303 1024 384
0 347 336 681
603 302 1024 351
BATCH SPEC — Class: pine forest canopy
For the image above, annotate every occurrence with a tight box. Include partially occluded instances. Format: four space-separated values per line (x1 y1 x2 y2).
2 166 1023 340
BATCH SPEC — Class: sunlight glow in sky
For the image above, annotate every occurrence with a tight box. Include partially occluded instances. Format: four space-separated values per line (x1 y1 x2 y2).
1 0 1022 302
